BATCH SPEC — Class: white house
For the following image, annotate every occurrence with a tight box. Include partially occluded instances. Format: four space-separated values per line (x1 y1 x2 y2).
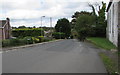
106 0 120 47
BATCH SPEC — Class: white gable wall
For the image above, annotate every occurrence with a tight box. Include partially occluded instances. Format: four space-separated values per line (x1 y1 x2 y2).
107 2 118 46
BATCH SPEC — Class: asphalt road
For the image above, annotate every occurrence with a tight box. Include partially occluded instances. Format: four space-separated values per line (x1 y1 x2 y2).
2 39 107 73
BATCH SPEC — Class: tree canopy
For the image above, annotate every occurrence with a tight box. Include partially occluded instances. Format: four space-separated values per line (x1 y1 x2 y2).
55 18 71 38
75 14 95 40
71 2 107 40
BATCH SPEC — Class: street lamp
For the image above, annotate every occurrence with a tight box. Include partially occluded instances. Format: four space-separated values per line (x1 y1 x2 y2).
40 16 52 37
41 16 45 36
50 17 52 37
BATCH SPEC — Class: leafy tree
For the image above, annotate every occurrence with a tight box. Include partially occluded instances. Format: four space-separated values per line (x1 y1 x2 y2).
52 32 65 39
18 26 26 28
55 18 71 38
89 2 107 37
12 27 17 29
75 14 95 40
95 2 107 37
33 26 36 28
71 11 92 29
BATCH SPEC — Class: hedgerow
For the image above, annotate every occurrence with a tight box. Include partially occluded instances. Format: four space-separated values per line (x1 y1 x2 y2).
12 28 44 37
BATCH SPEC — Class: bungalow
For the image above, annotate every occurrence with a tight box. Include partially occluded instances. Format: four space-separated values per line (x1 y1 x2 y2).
0 18 11 40
106 0 120 47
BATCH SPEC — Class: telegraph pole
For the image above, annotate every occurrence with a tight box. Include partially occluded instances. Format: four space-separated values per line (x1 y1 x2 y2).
41 16 45 36
50 17 52 37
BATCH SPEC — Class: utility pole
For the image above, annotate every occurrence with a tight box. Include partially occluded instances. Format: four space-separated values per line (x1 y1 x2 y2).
50 17 52 37
41 16 45 36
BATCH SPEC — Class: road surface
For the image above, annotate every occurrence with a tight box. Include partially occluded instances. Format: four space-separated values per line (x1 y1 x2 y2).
2 39 107 73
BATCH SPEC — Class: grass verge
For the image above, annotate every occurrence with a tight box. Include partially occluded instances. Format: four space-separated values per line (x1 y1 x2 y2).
86 37 119 74
100 53 119 75
86 37 117 50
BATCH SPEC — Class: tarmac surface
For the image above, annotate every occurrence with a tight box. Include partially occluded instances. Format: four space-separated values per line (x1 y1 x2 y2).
2 39 107 73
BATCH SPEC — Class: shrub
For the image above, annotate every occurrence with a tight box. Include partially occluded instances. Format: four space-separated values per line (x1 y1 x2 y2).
2 39 11 47
37 36 44 42
75 14 96 39
32 37 40 43
12 28 44 37
2 36 52 47
2 38 21 47
44 37 51 42
23 37 34 44
52 32 65 39
19 39 27 45
32 36 44 43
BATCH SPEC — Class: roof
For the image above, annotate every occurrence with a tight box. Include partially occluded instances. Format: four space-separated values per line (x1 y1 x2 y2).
0 20 7 28
0 18 10 28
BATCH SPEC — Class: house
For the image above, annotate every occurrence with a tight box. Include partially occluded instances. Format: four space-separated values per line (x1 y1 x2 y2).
44 30 53 37
106 0 120 47
0 18 11 40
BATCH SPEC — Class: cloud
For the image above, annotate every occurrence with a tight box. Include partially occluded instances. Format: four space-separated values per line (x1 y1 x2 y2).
0 0 108 27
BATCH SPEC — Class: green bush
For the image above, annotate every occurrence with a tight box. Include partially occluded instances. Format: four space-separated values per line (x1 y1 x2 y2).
32 36 44 43
2 36 52 47
37 36 44 42
12 28 44 37
2 38 22 47
44 37 51 42
2 37 34 47
23 37 34 44
18 39 27 45
52 32 65 39
32 37 40 43
75 14 96 39
2 39 11 47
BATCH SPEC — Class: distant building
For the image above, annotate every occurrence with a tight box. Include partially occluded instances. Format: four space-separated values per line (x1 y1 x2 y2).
106 0 120 47
0 18 11 40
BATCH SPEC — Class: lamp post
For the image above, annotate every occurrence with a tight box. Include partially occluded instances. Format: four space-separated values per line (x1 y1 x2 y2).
41 16 45 36
50 17 52 37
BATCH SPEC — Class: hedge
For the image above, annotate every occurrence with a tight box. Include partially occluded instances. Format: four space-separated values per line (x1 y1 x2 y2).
2 36 52 47
32 36 44 43
52 32 65 39
2 37 34 47
12 28 44 37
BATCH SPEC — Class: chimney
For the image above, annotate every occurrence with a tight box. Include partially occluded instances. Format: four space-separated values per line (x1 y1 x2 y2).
6 18 10 21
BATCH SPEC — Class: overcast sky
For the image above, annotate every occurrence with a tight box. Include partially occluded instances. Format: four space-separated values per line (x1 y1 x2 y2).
0 0 109 27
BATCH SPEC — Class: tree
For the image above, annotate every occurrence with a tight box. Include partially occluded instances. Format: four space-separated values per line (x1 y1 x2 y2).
33 26 36 28
96 2 107 37
75 14 95 41
71 11 92 29
89 2 107 37
18 25 26 28
55 18 71 38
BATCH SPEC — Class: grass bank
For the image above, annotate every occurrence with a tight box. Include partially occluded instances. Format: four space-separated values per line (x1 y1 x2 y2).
100 53 119 75
86 37 117 50
86 37 119 74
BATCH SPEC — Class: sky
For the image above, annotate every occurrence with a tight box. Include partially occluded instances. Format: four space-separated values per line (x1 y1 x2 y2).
0 0 109 27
